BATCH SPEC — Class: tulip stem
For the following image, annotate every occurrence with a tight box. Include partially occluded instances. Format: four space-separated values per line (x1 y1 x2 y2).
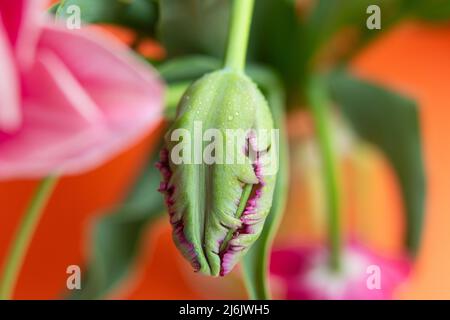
308 76 342 272
165 82 190 119
224 0 255 73
0 176 58 300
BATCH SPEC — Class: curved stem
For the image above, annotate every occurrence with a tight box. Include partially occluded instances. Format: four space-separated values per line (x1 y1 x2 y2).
0 176 58 299
224 0 255 72
308 76 342 272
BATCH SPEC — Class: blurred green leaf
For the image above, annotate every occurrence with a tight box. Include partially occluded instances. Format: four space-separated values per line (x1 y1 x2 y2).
69 150 165 299
306 0 404 46
55 0 158 35
158 55 221 84
329 71 426 255
157 0 230 58
250 0 405 100
241 66 289 300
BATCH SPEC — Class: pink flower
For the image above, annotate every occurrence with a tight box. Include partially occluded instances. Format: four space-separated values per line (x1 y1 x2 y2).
270 242 411 299
0 0 164 179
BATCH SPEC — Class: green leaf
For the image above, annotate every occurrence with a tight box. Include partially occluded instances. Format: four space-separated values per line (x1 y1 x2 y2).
328 71 426 255
241 66 289 299
55 0 158 35
157 0 230 58
69 150 165 299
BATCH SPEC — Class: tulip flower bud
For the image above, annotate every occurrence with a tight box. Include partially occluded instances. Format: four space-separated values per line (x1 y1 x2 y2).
157 70 277 276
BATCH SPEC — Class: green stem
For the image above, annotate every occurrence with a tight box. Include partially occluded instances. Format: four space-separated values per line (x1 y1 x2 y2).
224 0 255 72
308 76 342 272
0 176 58 299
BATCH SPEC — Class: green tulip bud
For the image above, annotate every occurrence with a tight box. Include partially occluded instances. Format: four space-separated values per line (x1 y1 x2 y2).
157 69 277 276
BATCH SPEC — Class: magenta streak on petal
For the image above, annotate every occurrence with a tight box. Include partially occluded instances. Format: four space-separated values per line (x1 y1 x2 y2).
219 135 266 276
156 148 201 272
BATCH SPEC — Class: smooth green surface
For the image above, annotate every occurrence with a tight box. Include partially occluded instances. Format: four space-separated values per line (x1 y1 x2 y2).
329 71 426 255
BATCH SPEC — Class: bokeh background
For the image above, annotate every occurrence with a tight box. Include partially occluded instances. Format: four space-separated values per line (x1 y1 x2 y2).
1 1 450 299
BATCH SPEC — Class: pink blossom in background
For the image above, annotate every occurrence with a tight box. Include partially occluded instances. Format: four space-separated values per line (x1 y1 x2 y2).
0 0 164 179
270 242 411 299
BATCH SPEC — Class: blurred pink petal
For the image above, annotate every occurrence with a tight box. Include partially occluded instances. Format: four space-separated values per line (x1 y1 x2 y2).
0 0 164 179
270 242 411 300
